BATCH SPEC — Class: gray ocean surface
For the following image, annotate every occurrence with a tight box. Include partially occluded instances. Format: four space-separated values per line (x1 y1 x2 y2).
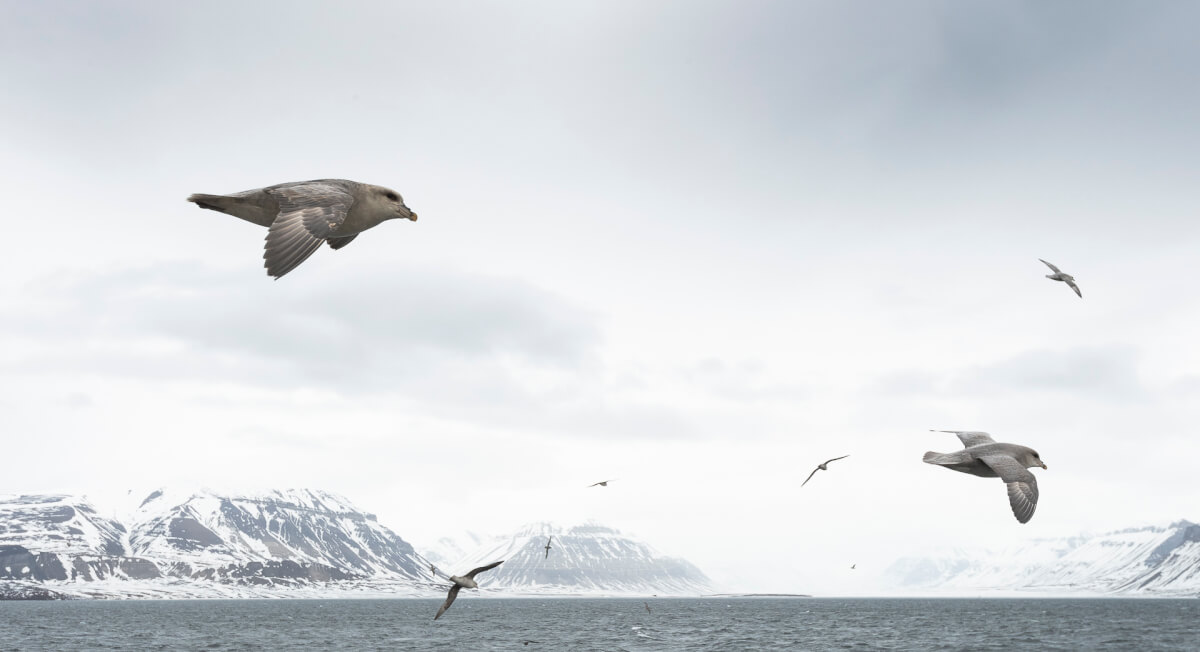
2 598 1198 651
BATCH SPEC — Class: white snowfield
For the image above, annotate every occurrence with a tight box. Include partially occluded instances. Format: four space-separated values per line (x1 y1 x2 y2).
884 520 1200 596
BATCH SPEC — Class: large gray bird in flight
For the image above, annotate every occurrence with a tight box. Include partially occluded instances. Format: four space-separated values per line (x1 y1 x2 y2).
924 430 1047 524
801 455 849 487
188 179 417 279
1039 259 1082 298
434 560 504 620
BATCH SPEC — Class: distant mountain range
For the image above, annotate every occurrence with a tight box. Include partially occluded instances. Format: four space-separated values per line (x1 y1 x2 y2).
884 520 1200 596
0 490 711 599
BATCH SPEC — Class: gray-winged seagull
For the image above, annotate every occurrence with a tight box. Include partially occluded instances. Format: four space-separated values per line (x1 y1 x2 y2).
801 455 849 487
188 179 417 279
1039 259 1082 298
925 430 1047 523
434 560 503 620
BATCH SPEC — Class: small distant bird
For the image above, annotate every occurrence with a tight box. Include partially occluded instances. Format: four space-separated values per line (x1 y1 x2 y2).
1039 259 1082 298
850 564 856 570
644 601 652 614
522 642 540 647
433 561 503 620
429 563 438 577
588 480 613 487
801 455 849 487
925 430 1047 524
188 179 417 279
543 536 553 559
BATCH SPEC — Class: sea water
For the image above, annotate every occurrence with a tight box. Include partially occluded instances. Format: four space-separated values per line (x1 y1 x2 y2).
2 597 1198 651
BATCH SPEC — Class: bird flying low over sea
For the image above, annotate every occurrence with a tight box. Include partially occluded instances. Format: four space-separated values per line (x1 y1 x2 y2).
188 179 417 279
433 561 504 620
801 455 849 487
1039 259 1082 298
924 430 1047 524
544 536 553 559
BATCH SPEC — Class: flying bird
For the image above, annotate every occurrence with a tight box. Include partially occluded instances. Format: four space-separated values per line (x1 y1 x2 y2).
850 564 856 570
1039 259 1082 298
801 455 849 487
925 430 1047 524
543 536 553 559
644 601 652 614
429 563 438 577
188 179 417 279
433 560 504 620
588 480 613 487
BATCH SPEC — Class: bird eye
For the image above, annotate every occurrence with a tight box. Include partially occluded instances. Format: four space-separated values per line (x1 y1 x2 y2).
385 192 398 201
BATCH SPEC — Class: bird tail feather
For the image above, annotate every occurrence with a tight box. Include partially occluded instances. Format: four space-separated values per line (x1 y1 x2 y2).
923 451 947 465
187 193 239 214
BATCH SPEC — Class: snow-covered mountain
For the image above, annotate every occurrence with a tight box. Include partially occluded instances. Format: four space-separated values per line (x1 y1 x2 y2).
0 489 435 599
127 488 430 584
885 520 1200 596
429 522 713 596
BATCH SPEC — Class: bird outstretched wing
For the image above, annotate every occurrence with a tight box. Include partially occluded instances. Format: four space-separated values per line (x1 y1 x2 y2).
932 430 996 448
464 560 504 580
1039 258 1062 274
262 182 355 278
434 585 461 620
800 467 820 487
979 455 1039 524
1065 278 1082 298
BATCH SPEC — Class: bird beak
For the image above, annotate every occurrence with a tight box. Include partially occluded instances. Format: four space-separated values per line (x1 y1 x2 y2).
1041 463 1048 469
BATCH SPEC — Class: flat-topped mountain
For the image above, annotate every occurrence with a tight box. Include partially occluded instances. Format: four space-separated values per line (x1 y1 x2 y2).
428 522 713 595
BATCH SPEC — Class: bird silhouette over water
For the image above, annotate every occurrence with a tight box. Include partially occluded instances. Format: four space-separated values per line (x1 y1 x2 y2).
925 430 1047 524
1039 259 1082 298
188 179 417 279
543 536 553 559
644 601 652 614
801 455 849 487
433 560 503 620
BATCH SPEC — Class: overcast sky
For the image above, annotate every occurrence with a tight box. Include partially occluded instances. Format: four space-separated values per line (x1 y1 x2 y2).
2 0 1199 595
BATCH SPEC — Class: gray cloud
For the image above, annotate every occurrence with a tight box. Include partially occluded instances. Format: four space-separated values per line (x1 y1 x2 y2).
869 345 1146 402
953 346 1144 400
2 261 598 391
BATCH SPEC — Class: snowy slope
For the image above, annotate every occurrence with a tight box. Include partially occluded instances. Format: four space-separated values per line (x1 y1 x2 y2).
435 522 713 596
0 494 126 557
0 494 158 584
885 520 1200 596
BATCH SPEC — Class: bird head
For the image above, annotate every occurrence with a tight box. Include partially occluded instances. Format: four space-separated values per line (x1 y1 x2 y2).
1024 449 1048 470
368 184 417 221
